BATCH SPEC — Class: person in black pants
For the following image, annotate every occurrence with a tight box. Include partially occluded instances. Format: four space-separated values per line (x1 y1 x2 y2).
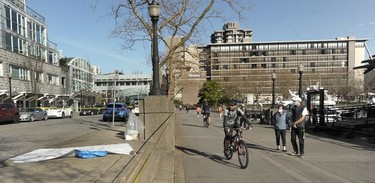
272 105 290 152
290 96 308 158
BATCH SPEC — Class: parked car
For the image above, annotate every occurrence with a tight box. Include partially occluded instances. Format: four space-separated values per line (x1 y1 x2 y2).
20 107 48 122
79 108 100 116
0 103 20 124
46 107 73 118
102 103 129 122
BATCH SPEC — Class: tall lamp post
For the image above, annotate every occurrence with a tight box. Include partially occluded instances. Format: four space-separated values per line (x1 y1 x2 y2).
112 71 118 128
148 0 164 95
8 72 12 103
298 63 304 98
165 67 170 95
271 72 277 108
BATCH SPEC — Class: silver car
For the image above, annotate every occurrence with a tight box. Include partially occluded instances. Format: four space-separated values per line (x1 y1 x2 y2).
20 108 48 122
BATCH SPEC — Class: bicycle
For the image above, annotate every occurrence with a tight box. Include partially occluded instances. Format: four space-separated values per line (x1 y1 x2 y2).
203 113 210 128
223 127 249 169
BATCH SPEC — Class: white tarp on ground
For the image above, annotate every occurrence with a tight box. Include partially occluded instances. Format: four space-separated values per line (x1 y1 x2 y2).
9 143 134 163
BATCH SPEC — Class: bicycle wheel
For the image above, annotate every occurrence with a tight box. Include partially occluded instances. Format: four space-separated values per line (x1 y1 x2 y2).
237 140 249 169
203 117 209 128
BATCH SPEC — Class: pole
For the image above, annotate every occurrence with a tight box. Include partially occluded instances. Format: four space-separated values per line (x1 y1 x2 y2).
80 90 83 111
9 75 12 103
299 72 303 98
112 73 117 128
272 78 275 107
149 14 163 95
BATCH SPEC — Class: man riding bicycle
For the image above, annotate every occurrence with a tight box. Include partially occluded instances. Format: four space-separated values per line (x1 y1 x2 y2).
201 100 211 125
223 101 252 156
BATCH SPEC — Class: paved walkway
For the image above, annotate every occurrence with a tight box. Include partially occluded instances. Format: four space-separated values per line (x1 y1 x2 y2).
0 122 146 183
175 110 375 183
1 110 374 182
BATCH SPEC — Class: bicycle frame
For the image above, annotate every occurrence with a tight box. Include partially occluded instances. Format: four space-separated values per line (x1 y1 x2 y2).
224 127 249 169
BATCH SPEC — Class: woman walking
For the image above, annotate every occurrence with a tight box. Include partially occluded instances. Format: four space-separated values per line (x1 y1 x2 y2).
272 105 290 152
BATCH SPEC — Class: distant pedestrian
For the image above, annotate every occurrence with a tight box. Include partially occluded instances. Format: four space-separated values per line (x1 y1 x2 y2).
179 104 182 111
218 105 223 118
196 106 201 117
290 96 308 158
272 105 290 152
186 105 190 113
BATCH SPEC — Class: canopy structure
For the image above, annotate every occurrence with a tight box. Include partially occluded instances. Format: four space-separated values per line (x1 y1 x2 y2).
354 55 375 74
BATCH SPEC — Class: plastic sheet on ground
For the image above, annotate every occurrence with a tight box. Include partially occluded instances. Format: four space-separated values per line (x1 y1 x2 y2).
9 143 134 163
125 113 144 140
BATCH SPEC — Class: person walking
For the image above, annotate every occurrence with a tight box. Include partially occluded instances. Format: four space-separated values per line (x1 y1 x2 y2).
196 106 201 117
218 105 223 118
290 96 308 158
272 105 290 152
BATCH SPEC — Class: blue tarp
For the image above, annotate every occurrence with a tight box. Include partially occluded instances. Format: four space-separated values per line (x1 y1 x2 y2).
75 150 108 159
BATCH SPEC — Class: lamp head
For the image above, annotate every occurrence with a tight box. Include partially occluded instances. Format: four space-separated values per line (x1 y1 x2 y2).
271 72 277 80
148 0 160 18
298 64 304 74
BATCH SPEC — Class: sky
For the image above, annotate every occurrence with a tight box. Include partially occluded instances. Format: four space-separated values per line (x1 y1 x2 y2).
27 0 375 75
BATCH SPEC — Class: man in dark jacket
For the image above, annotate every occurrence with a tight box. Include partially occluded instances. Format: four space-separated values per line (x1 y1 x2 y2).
290 96 308 158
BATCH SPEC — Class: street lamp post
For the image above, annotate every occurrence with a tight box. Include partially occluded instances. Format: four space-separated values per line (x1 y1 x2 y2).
148 0 164 95
80 89 83 112
271 72 277 108
298 63 304 98
112 72 118 128
8 72 12 103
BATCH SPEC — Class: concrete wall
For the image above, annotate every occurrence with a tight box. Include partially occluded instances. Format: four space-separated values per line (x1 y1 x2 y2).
116 95 175 182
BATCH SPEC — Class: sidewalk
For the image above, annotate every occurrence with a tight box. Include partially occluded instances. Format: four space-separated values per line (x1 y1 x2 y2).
0 123 147 183
175 110 375 182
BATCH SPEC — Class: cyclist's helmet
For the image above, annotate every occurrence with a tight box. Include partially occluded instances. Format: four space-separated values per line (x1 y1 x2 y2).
229 100 237 106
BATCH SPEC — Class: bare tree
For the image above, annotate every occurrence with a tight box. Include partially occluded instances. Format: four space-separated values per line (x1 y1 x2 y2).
106 0 252 67
24 57 44 108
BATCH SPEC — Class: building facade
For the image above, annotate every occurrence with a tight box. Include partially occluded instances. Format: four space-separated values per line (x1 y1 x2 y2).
0 0 100 109
0 0 67 107
203 22 368 102
94 71 151 105
165 36 206 105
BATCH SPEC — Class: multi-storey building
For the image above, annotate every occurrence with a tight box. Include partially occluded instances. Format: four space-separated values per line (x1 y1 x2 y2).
90 65 101 76
211 22 253 43
202 22 369 101
94 71 151 105
0 0 66 107
0 0 101 109
165 36 206 105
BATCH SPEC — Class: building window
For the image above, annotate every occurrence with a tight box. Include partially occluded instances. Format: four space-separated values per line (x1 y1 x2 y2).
10 65 30 80
47 74 59 85
252 64 257 69
261 64 266 68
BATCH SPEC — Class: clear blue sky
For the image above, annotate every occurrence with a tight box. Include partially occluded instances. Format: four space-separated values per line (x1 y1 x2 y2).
28 0 375 74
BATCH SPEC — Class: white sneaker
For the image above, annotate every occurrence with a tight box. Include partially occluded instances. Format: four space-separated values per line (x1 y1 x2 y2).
290 151 298 156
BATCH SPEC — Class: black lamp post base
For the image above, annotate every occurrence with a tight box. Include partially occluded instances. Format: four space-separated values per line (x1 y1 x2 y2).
149 88 165 95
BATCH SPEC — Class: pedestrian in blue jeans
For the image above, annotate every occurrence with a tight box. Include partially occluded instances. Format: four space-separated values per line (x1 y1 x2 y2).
272 105 290 152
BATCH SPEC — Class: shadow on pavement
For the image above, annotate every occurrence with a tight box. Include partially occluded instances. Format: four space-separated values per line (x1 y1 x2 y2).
175 146 240 169
246 143 280 153
182 123 207 128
